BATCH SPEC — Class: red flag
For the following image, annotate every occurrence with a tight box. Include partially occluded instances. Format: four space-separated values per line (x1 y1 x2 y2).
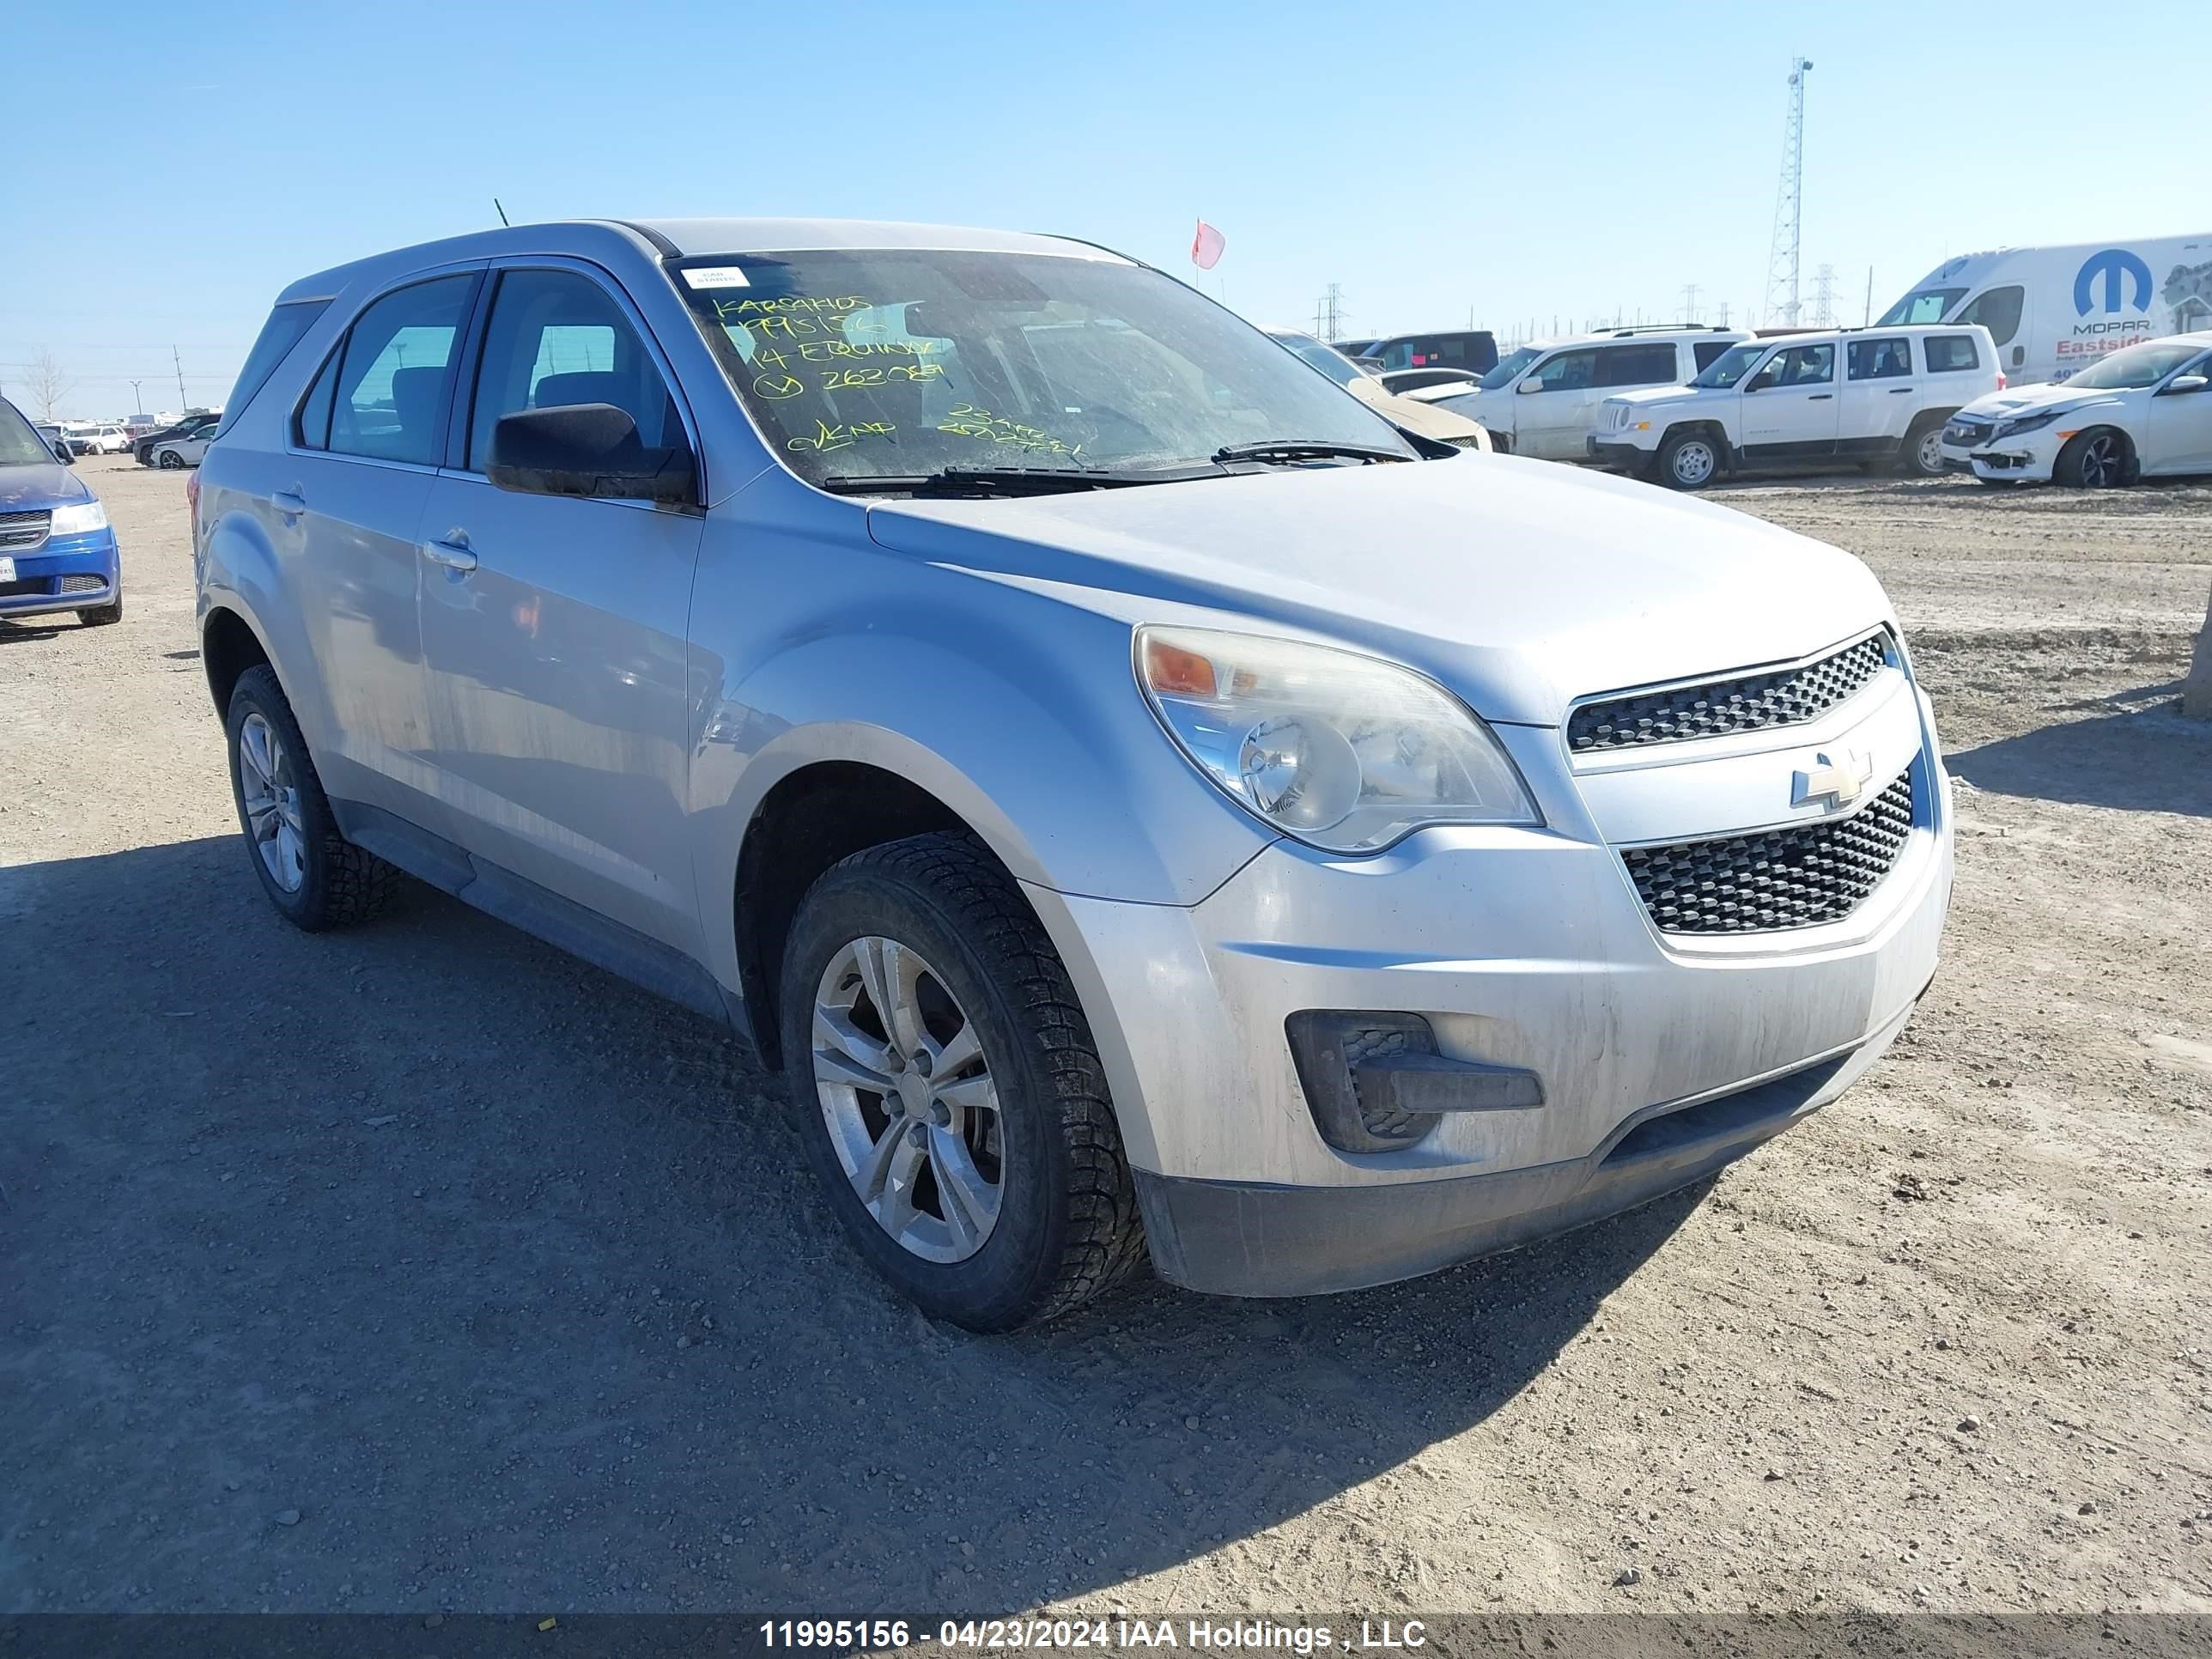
1191 219 1225 271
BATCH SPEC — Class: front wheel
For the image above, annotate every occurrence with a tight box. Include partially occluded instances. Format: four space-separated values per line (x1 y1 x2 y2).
2054 428 2128 489
1657 431 1721 489
76 594 122 627
157 449 185 469
778 832 1145 1332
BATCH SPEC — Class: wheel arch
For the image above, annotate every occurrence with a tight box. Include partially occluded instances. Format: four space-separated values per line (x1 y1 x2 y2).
200 604 276 718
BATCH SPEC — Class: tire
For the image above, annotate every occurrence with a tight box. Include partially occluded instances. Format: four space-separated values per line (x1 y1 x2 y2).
76 594 122 627
157 449 184 469
777 831 1145 1332
223 665 400 931
1899 421 1948 478
2054 428 2128 489
1657 429 1721 490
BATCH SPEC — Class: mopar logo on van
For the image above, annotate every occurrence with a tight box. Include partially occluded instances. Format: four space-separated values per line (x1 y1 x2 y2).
2074 247 2154 315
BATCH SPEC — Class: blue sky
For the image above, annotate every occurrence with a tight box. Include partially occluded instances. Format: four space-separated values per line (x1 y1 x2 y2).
3 0 2201 418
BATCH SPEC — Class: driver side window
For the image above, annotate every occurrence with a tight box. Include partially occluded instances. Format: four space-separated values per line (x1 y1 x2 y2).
465 269 684 472
1526 349 1599 392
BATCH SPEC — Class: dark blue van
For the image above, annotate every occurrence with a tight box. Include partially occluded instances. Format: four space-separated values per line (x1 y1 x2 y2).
0 398 121 627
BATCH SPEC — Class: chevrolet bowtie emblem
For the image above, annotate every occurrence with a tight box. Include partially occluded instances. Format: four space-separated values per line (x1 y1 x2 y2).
1793 749 1873 810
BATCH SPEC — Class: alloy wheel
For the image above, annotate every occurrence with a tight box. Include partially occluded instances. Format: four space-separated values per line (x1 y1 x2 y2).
1672 441 1715 486
237 711 307 892
2078 434 2122 488
811 936 1004 1262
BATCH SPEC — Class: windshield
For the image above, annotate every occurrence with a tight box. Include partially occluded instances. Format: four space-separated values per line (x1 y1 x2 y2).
1691 343 1766 388
2065 340 2205 390
1478 346 1541 391
1875 287 1966 326
1268 331 1364 388
675 250 1413 489
0 401 57 467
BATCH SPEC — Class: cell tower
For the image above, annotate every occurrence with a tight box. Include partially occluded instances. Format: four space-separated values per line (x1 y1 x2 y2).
1810 263 1837 326
1763 56 1814 326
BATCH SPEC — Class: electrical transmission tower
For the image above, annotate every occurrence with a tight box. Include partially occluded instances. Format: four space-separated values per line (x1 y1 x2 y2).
1763 56 1813 326
1678 283 1702 325
1809 263 1837 326
1313 283 1346 342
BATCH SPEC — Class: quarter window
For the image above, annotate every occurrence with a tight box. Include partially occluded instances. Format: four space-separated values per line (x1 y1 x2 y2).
1847 338 1914 380
465 270 683 471
295 349 338 449
1525 349 1600 392
325 276 477 466
1924 335 1982 373
1953 286 2024 348
1596 343 1679 388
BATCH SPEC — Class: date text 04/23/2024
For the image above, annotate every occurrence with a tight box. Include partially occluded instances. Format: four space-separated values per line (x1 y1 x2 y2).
759 1619 1430 1651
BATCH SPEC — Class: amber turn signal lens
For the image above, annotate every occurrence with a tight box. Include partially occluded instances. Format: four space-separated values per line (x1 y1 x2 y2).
1144 637 1217 698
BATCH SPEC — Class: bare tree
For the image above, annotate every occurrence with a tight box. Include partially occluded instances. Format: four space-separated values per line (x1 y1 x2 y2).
25 349 72 421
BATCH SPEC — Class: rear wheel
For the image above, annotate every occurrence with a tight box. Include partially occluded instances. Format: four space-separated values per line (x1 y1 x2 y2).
1903 421 1948 478
224 665 400 930
1658 430 1721 490
778 832 1145 1332
2054 428 2128 489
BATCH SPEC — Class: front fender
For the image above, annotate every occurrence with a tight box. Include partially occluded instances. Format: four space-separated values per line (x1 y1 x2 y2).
687 611 1276 992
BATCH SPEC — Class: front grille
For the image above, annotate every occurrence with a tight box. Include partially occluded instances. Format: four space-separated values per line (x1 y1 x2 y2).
1569 632 1889 755
0 509 50 550
59 574 106 593
1623 766 1915 934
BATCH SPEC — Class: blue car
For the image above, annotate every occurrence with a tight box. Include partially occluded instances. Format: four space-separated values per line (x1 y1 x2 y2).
1 398 122 627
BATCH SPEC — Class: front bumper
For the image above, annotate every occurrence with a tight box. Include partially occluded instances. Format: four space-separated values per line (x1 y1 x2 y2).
1941 430 2061 482
1029 672 1953 1297
1589 438 1652 471
0 530 120 618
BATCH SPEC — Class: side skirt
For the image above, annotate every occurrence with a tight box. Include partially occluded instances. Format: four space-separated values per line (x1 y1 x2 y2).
330 799 756 1047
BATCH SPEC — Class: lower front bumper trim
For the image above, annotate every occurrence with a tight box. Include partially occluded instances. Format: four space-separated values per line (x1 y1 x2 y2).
1137 1052 1852 1297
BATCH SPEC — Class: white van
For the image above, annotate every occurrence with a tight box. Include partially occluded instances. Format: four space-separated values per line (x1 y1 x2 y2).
1433 326 1750 460
1879 234 2212 387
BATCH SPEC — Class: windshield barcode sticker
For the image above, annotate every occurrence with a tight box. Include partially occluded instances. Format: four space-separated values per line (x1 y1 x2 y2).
683 266 751 290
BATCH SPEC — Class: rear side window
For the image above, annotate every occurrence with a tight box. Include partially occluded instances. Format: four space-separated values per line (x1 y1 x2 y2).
1924 335 1982 373
1596 343 1678 387
465 269 683 471
1953 286 2023 348
1848 338 1913 380
320 276 477 465
221 299 331 433
1692 340 1733 372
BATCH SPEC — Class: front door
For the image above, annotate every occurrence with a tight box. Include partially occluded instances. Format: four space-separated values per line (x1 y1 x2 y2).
2144 355 2212 474
1741 343 1841 455
417 264 706 952
1513 346 1604 459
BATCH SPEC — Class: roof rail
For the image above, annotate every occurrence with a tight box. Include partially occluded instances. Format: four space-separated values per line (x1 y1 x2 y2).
1605 324 1733 337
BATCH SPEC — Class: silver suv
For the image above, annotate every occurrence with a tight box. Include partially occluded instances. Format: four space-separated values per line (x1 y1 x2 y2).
193 218 1954 1330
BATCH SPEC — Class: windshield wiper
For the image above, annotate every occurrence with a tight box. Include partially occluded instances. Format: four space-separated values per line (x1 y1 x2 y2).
1212 440 1408 466
817 464 1216 498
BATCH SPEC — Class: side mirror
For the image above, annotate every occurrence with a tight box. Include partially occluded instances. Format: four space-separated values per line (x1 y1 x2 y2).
2160 374 2209 397
52 441 74 464
1516 379 1543 394
487 404 696 506
1746 367 1778 392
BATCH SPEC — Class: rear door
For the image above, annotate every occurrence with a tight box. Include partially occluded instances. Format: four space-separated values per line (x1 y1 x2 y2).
1839 337 1918 453
1740 342 1841 455
281 267 483 827
416 260 706 952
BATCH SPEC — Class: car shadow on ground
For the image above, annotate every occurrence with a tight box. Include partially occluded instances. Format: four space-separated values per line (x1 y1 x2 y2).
1948 687 2212 817
0 619 68 644
2 834 1708 1613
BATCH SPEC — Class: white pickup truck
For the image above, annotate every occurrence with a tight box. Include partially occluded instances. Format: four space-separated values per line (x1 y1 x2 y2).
1590 324 2002 489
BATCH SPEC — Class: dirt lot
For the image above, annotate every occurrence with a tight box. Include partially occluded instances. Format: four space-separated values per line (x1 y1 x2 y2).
4 457 2209 1620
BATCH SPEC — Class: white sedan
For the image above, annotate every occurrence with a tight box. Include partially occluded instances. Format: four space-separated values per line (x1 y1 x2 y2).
1941 331 2212 488
150 430 215 469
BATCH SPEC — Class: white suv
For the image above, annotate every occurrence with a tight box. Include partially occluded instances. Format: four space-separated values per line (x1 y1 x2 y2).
1433 328 1749 461
1594 325 2002 489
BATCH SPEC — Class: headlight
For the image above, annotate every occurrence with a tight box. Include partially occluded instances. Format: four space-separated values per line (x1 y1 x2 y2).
1993 407 2066 441
47 500 109 537
1136 625 1541 854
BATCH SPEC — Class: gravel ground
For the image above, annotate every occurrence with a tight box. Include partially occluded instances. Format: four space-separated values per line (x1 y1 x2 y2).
3 457 2209 1620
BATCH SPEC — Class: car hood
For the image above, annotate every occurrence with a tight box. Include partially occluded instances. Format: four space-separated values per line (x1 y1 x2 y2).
1343 376 1486 442
0 462 94 512
1607 385 1714 412
864 456 1893 726
1957 382 2124 420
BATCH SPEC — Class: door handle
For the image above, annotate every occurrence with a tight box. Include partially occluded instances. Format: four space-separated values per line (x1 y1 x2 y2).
1808 393 1832 400
1889 386 1917 394
271 489 307 515
422 535 478 573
